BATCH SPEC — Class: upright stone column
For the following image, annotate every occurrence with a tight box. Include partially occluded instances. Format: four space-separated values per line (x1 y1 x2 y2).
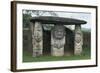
31 22 43 57
74 25 83 55
51 25 65 56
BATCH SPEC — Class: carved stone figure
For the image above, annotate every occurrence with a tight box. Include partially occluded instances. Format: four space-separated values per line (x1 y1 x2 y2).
74 25 83 55
51 25 66 56
31 22 43 57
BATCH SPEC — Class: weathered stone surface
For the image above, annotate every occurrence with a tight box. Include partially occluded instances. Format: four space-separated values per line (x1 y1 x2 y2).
74 25 83 55
30 16 87 25
51 25 65 56
31 22 43 57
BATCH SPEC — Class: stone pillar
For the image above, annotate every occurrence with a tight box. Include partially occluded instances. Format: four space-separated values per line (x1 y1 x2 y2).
74 25 83 55
51 25 65 56
31 22 43 57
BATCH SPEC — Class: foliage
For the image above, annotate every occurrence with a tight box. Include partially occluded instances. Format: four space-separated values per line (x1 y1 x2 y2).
23 14 32 28
82 29 91 49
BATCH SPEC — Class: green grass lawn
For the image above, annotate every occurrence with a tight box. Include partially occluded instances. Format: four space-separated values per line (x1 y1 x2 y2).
23 48 91 62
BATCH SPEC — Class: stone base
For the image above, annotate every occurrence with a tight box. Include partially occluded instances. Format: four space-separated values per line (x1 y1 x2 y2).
51 47 64 56
32 49 43 57
74 45 82 55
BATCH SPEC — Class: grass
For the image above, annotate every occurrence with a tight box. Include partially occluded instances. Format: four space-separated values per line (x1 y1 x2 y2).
23 48 91 62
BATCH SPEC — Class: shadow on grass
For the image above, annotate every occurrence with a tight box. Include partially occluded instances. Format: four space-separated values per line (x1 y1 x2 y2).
23 48 91 62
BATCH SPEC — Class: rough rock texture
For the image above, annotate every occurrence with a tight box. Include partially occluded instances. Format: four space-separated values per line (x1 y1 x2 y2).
30 16 87 25
51 25 65 56
31 22 43 57
74 25 83 55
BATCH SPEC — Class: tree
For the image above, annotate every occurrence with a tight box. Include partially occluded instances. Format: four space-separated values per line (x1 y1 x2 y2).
23 13 32 28
23 10 59 30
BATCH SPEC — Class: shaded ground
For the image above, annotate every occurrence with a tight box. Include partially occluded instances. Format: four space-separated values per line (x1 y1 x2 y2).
23 48 91 62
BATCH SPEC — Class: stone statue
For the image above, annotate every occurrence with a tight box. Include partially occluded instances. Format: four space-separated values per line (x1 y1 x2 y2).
32 22 43 57
74 25 83 55
51 25 66 56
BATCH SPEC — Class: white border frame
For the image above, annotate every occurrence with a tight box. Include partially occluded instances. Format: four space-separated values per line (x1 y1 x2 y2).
16 3 97 70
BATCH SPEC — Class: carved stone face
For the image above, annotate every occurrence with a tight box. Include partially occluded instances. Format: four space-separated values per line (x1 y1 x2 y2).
52 25 65 39
34 22 42 42
75 33 81 43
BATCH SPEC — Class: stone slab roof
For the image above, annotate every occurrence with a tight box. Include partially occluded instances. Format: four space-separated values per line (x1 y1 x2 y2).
30 16 87 25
